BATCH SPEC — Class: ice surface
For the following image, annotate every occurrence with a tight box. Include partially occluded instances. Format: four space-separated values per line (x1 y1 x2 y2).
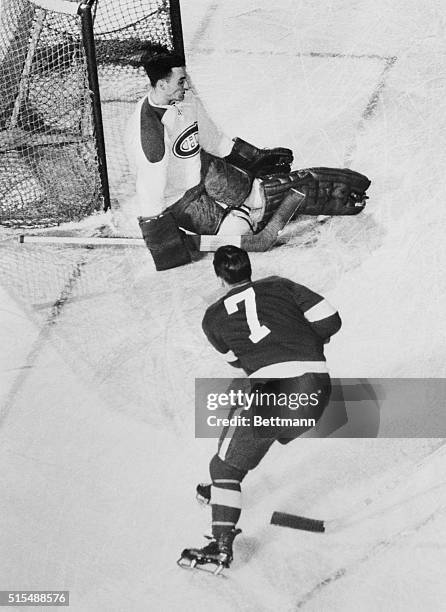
1 0 445 610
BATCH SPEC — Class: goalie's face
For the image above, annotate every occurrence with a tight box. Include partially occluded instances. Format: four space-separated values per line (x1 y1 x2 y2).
163 66 189 103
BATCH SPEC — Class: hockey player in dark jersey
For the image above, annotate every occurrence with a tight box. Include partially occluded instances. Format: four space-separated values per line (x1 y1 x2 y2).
178 246 341 573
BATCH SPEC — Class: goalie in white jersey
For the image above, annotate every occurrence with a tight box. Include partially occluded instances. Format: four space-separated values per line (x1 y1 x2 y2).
125 49 294 269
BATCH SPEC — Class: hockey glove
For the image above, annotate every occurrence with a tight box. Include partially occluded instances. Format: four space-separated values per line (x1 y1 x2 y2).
225 137 293 177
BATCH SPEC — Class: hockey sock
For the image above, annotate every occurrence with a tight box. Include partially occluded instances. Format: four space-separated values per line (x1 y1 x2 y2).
211 482 242 537
209 454 245 537
240 188 306 251
187 188 307 253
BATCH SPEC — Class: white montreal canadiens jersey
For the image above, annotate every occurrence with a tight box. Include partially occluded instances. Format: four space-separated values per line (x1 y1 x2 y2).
202 276 342 376
125 90 232 216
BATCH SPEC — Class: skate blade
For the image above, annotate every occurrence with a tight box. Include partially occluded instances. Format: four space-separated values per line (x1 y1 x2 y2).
177 557 227 577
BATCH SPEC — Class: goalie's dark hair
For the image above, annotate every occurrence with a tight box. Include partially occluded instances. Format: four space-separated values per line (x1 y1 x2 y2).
140 46 185 86
213 245 252 285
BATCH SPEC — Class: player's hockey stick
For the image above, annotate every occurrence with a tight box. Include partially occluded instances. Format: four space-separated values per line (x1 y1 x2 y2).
270 511 325 533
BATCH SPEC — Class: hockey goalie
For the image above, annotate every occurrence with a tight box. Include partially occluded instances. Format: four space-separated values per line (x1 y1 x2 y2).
124 48 371 270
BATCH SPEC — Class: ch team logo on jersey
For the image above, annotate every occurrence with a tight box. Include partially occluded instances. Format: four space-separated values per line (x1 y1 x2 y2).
173 122 200 158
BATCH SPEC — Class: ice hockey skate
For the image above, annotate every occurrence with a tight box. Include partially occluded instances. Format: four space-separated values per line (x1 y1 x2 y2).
177 529 241 576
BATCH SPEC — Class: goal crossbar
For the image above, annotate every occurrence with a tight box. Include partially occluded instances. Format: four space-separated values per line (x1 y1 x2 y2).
18 235 146 246
17 234 244 251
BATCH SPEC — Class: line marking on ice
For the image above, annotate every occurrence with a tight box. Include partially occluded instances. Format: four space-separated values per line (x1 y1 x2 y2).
344 56 397 165
0 258 87 426
191 47 395 63
189 2 219 51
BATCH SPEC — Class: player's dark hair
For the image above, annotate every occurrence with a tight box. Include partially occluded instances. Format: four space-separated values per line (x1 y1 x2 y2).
213 246 252 285
140 47 185 86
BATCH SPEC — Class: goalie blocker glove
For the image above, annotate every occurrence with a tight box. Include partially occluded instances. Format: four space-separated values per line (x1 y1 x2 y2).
138 212 191 271
225 137 293 177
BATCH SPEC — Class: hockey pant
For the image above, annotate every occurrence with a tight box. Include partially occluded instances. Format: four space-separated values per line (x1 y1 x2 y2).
164 151 255 234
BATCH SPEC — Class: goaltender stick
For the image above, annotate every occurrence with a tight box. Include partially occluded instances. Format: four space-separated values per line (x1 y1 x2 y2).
178 246 342 573
125 49 371 270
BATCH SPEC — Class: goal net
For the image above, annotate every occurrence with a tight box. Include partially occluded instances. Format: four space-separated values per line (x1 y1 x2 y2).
0 0 184 229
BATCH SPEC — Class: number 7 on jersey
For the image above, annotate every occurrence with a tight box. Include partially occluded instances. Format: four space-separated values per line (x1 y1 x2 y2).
224 287 271 344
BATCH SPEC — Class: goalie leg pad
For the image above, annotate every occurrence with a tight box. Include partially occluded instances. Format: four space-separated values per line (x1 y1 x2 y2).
256 167 371 226
297 167 371 216
255 172 310 230
138 212 191 271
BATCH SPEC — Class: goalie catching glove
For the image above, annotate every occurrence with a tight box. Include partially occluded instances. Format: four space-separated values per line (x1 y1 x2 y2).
225 137 293 177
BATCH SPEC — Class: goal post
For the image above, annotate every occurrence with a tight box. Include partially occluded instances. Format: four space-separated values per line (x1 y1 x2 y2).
79 0 110 214
169 0 185 64
0 0 185 229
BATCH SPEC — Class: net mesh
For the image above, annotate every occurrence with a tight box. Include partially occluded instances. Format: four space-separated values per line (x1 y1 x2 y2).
0 0 178 228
